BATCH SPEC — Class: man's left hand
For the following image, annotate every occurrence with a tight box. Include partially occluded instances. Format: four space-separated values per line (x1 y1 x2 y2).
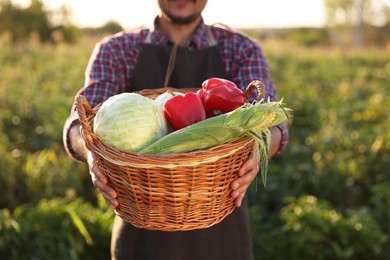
230 144 260 207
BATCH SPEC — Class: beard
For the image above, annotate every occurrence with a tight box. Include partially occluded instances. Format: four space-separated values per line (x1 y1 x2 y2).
164 11 200 25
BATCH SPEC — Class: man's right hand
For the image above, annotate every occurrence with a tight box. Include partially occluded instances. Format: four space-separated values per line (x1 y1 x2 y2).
87 151 119 209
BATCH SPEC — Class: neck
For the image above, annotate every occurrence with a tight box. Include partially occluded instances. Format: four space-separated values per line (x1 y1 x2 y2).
158 16 201 46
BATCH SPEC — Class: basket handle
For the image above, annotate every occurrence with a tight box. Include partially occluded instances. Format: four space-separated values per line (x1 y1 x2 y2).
75 95 101 149
243 80 266 103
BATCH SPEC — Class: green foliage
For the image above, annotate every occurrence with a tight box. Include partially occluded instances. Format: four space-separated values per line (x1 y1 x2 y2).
323 0 383 26
248 44 390 259
0 39 96 210
323 0 390 47
99 20 123 35
0 0 81 43
286 28 331 47
1 37 389 259
0 198 114 260
281 195 386 259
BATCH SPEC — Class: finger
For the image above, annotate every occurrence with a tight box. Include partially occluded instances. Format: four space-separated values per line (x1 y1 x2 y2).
234 192 246 207
231 164 253 190
238 152 259 177
231 168 257 191
90 162 108 185
237 158 254 177
230 174 251 196
100 189 119 209
88 152 108 185
95 179 119 209
86 152 118 209
232 182 250 198
95 179 117 199
230 170 257 207
231 179 249 197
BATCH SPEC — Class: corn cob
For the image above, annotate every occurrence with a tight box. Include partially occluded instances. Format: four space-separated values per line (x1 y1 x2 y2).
138 100 290 187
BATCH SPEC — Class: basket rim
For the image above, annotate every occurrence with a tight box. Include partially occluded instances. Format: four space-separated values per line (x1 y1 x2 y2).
90 135 254 168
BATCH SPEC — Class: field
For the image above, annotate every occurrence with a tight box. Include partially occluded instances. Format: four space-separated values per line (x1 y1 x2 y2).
1 35 389 259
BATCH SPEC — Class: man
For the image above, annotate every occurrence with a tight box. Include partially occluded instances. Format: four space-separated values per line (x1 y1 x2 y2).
63 0 288 259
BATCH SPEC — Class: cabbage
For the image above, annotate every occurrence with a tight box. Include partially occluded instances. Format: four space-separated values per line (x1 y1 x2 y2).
93 93 168 152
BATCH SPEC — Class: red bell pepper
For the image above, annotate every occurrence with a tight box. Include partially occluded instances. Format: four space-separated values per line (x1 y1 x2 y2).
200 77 245 117
164 92 206 131
202 77 238 90
197 77 237 102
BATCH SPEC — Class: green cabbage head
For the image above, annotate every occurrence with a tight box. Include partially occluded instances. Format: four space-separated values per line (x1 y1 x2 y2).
93 93 168 152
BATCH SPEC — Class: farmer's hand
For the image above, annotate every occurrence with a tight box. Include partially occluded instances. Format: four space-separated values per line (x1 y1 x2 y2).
230 144 260 207
87 151 119 209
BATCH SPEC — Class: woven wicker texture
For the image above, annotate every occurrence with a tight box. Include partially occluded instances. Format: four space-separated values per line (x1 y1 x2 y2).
76 83 264 231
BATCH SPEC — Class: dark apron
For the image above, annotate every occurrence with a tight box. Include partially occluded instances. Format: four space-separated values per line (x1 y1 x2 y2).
111 27 254 260
130 26 228 90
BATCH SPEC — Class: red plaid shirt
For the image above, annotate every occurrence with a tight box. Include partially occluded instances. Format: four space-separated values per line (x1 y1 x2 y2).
63 17 289 161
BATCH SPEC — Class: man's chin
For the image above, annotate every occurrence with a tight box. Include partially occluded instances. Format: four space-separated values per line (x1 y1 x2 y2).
168 0 197 3
168 13 200 25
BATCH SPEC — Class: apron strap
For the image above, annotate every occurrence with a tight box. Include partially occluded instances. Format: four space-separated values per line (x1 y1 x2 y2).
164 44 178 88
144 29 152 44
206 26 217 46
143 29 177 88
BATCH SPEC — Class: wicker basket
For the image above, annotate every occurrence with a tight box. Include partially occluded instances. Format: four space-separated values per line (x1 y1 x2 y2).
76 83 264 231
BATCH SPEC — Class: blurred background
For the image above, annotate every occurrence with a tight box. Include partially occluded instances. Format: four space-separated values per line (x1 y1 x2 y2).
1 0 389 259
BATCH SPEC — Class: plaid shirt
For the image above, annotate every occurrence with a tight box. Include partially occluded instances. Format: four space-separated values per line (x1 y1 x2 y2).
63 17 289 161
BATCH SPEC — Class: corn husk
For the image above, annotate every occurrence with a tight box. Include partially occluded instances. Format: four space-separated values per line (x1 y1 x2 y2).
139 100 291 186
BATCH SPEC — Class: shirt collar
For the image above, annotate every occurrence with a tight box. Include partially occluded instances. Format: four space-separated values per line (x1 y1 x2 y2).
150 16 208 49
